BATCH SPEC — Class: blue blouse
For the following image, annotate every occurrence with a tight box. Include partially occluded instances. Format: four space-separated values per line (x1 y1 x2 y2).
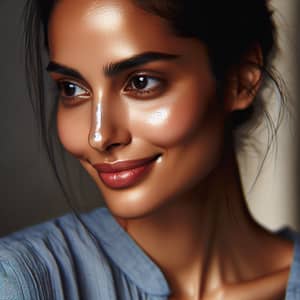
0 207 299 299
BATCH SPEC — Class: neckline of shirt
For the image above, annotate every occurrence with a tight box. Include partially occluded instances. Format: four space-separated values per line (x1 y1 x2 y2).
81 207 300 297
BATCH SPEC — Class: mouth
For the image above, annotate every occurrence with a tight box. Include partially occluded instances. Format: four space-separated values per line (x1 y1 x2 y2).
92 154 161 189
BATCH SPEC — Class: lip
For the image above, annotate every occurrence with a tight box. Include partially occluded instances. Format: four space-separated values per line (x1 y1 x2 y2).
93 154 160 189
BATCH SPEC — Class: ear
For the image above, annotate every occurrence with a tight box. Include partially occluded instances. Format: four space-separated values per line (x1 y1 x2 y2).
224 45 263 112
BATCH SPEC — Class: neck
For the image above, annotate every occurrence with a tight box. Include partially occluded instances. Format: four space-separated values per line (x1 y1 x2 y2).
123 148 286 298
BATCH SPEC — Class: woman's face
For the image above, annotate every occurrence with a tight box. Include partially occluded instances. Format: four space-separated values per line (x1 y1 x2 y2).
48 0 229 218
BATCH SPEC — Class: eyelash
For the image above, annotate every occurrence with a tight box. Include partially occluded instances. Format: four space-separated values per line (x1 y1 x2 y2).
56 73 165 106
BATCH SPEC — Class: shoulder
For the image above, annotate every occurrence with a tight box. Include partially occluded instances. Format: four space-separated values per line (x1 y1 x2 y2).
0 260 22 300
0 220 56 299
0 211 106 300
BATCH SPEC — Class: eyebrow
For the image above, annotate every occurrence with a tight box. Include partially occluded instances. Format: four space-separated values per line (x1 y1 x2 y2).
46 51 179 80
103 52 180 77
46 62 85 81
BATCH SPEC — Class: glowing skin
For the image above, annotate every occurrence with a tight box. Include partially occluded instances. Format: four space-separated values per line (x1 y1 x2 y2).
91 101 103 143
47 1 294 299
49 0 225 218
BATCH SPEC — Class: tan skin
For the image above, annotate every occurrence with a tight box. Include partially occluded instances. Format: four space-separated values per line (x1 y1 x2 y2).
47 0 294 299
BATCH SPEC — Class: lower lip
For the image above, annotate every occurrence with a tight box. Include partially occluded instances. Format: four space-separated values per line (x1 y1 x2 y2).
97 160 157 189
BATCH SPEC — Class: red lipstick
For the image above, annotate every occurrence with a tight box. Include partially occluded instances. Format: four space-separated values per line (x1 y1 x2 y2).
93 155 160 189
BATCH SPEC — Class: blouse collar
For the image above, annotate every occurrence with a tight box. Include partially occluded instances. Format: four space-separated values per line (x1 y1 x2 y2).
82 208 300 298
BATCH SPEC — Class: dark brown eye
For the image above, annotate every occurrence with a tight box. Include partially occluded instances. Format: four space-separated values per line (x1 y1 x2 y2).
62 82 77 97
57 80 90 104
58 81 89 98
131 76 149 90
56 80 91 107
124 75 162 94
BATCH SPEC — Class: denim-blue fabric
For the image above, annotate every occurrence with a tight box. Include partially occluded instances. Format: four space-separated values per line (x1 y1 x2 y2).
0 207 299 299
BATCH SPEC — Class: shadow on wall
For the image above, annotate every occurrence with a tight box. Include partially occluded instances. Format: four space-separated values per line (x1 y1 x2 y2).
0 0 67 236
0 0 104 236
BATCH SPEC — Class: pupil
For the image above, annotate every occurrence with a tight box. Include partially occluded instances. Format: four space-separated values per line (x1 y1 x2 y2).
64 83 76 96
133 76 147 89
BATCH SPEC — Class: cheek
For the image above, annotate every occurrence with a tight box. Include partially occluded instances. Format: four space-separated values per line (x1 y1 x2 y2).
129 81 218 147
56 104 90 158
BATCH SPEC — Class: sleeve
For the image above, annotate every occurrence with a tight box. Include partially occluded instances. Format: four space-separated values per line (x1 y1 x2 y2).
0 239 54 300
0 258 24 300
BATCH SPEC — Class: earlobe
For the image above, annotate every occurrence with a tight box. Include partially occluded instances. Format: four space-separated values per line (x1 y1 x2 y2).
224 45 263 113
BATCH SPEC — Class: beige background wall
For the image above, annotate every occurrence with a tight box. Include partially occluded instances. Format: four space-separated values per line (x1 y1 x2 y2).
243 0 299 230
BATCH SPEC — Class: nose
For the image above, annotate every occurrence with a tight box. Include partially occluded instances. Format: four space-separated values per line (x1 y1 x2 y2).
88 96 131 153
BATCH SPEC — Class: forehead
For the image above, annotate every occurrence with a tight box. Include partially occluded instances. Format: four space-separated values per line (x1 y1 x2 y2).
48 0 177 59
49 0 153 30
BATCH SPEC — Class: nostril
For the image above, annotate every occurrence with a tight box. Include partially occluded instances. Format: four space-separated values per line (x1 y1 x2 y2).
106 142 123 152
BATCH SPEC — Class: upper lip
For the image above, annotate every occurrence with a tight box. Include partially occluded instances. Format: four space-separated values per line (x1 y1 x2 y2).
93 154 160 173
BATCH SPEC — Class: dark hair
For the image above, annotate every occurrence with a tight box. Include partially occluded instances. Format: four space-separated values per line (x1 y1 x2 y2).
23 0 286 199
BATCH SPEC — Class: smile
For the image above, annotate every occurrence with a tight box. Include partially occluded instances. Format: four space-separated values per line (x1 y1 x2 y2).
93 154 161 189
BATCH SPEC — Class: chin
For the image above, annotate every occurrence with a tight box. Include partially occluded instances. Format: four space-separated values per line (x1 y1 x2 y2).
99 184 171 220
96 169 207 221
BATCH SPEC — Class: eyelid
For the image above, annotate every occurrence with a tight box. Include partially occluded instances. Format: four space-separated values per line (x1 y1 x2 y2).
57 78 90 90
125 69 165 81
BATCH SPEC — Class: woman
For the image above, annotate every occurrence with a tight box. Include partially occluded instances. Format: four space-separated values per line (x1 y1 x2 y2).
0 0 298 299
